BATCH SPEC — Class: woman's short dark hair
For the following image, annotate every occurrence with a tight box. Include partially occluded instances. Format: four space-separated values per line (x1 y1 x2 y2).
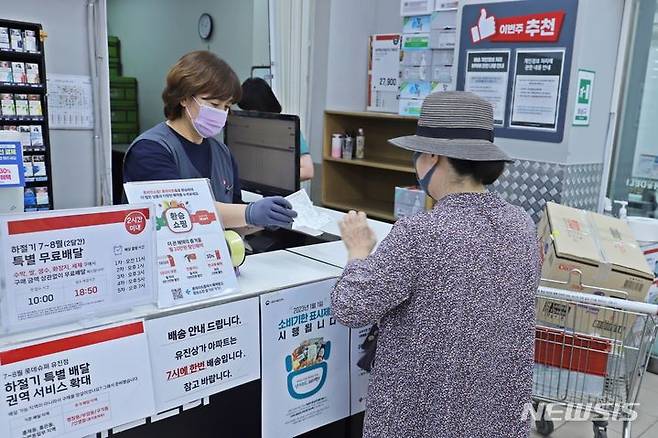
238 77 282 113
162 51 242 120
447 158 506 185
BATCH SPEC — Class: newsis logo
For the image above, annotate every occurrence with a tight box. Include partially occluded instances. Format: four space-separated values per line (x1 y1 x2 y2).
521 402 640 423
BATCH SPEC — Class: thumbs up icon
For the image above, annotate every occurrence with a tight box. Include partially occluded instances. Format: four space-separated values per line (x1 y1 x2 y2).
471 9 496 43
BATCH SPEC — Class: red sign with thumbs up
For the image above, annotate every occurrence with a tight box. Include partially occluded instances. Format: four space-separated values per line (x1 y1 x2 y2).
471 8 565 44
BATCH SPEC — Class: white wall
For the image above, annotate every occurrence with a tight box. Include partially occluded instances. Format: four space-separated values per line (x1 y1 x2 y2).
1 0 111 209
107 0 260 131
324 0 401 111
252 0 271 67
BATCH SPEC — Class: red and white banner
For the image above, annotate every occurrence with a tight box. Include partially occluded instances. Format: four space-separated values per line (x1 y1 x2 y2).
471 9 565 44
0 205 157 333
0 321 155 438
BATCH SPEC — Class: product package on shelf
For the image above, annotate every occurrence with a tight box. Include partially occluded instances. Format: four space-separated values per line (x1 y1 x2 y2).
0 27 10 50
26 63 40 84
401 65 431 81
23 29 38 53
399 98 424 117
0 61 12 83
9 28 23 52
1 93 16 116
30 125 43 147
14 94 28 116
31 154 46 177
435 1 459 10
22 155 33 180
28 94 42 116
401 49 433 67
400 0 434 16
402 15 432 34
11 62 26 83
18 125 31 149
394 186 427 219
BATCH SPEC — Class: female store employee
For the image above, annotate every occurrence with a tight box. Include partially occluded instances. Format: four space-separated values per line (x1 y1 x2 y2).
238 78 314 181
123 51 297 229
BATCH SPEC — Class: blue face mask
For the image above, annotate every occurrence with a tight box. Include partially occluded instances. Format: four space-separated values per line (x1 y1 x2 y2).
413 152 438 196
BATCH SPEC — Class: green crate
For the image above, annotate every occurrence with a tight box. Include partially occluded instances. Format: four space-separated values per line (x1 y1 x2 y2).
112 131 139 144
110 77 137 101
111 108 138 123
109 60 122 77
112 121 139 133
108 36 121 59
111 99 138 110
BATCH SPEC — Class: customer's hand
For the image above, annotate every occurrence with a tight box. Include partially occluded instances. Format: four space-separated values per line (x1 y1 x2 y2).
340 211 376 260
245 196 298 228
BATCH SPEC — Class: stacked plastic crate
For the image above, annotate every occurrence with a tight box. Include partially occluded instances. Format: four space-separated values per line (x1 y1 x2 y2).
108 36 139 145
399 1 459 116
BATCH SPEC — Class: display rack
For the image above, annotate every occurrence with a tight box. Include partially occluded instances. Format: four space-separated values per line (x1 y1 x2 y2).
322 110 431 222
0 19 54 210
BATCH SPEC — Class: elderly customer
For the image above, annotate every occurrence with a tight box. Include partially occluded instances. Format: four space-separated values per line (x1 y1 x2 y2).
331 91 541 438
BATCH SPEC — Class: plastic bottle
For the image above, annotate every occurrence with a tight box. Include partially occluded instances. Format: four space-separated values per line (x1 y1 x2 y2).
342 134 354 160
331 133 343 159
603 198 613 217
356 128 365 159
614 200 629 220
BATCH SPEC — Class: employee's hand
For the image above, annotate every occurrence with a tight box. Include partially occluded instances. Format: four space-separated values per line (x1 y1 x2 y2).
245 196 298 228
340 211 376 261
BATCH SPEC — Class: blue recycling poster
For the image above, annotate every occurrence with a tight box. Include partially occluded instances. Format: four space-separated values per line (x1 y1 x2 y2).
0 140 25 188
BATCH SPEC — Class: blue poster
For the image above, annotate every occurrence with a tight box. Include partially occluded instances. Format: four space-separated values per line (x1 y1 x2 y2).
0 140 25 187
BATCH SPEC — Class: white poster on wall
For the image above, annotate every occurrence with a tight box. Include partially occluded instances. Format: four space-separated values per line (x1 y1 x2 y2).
350 326 371 415
260 279 350 438
46 74 94 130
464 50 510 126
0 205 157 334
510 49 565 132
124 179 239 308
145 297 261 412
0 320 155 438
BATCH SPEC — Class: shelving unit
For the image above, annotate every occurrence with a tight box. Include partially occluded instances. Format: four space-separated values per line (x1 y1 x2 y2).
321 110 428 222
0 19 54 211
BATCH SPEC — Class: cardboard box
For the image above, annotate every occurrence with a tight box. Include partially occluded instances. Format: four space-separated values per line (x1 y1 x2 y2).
401 49 433 67
400 0 434 17
394 186 426 219
399 80 434 100
538 202 654 338
401 65 431 81
402 15 432 34
432 49 455 66
434 1 459 11
431 10 458 30
402 33 431 51
399 98 423 116
430 29 456 49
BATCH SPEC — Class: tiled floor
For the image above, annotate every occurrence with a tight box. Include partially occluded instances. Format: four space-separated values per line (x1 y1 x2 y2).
531 371 658 438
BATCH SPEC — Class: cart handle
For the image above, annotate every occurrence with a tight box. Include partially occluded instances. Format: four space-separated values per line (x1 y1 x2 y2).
538 286 658 316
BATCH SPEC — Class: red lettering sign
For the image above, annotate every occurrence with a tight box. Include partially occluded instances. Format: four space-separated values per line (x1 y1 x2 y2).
471 9 565 44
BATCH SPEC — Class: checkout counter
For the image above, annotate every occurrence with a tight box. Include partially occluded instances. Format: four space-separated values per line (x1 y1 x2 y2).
0 195 393 438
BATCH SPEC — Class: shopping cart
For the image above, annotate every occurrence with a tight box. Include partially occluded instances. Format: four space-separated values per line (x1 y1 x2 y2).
533 273 658 438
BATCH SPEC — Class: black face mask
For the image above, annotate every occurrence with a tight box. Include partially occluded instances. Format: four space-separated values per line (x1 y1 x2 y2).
413 152 438 197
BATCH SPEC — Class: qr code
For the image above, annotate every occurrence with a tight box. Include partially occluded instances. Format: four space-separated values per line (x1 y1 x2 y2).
172 288 183 300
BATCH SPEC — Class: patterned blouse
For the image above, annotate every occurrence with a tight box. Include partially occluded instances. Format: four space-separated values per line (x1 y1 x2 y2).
332 192 541 438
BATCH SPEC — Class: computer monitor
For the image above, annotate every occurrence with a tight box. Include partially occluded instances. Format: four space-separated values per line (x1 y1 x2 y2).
225 110 300 197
